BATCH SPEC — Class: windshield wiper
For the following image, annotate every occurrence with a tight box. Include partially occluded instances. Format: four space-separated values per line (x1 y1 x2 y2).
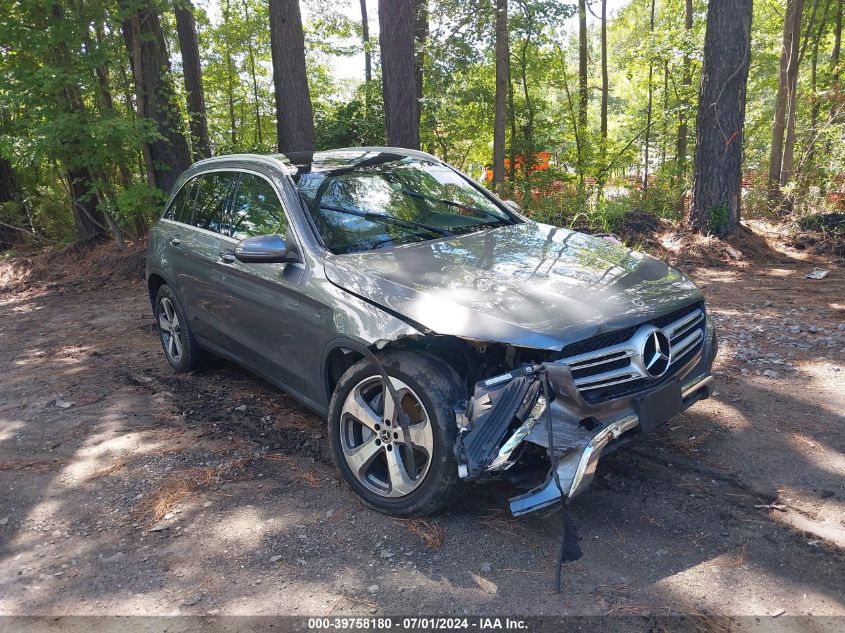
401 189 506 223
318 203 453 237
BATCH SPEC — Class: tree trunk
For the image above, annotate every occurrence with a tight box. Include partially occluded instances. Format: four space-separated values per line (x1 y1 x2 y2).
378 0 420 149
768 0 803 200
360 0 372 84
414 0 428 134
689 0 753 236
833 0 843 84
0 157 19 250
643 0 655 191
519 38 534 198
90 20 139 234
122 1 192 195
782 0 820 186
508 70 517 183
48 3 108 240
223 0 237 147
577 0 588 182
661 62 669 166
268 0 316 152
828 0 842 143
801 0 831 178
493 0 509 193
600 0 608 174
242 0 263 147
91 23 115 114
676 0 693 177
174 0 212 159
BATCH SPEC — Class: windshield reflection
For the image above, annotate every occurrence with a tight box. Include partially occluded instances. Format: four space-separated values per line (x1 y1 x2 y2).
288 151 516 254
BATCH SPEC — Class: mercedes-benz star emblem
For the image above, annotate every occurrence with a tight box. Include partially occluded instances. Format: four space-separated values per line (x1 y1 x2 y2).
641 329 671 378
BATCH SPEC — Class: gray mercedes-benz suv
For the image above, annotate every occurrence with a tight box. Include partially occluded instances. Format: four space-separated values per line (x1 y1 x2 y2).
146 147 717 517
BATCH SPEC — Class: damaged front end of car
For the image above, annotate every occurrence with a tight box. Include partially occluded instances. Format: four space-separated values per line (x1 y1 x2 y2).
452 306 718 517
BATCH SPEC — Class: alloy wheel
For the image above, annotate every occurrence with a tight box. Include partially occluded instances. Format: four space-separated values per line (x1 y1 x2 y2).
339 375 434 498
158 297 183 364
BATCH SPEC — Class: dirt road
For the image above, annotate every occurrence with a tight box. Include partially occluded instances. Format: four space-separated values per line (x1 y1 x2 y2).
0 240 843 617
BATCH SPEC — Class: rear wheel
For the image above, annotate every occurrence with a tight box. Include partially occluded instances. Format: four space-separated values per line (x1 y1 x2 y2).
327 351 463 516
154 284 208 372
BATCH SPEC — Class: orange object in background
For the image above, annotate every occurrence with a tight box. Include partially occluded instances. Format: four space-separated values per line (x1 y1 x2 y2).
485 152 551 183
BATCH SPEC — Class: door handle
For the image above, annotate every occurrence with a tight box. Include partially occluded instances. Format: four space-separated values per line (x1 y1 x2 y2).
218 251 235 264
170 236 181 246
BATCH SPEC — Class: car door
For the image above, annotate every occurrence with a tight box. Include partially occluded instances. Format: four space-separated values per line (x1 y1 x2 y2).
174 170 238 344
159 175 199 301
214 171 308 395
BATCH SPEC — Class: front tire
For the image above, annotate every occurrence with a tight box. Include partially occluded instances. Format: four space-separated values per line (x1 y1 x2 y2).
327 351 463 517
154 284 208 372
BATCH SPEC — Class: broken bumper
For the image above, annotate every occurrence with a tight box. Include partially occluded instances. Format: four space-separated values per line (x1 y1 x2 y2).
509 373 715 515
506 317 718 516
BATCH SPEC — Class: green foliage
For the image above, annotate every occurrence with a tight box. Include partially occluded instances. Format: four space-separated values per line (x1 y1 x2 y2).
2 0 845 248
707 201 729 234
315 85 386 149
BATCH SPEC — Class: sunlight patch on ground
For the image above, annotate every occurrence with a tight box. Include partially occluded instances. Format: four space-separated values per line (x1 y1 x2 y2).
653 558 845 615
785 433 845 479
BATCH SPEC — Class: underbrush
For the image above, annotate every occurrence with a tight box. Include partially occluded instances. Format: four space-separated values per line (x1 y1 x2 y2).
0 238 146 294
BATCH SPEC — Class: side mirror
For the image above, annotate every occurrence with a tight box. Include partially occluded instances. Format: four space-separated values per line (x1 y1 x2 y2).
234 234 296 263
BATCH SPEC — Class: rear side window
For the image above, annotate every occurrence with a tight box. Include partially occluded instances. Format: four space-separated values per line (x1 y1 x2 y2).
193 172 237 232
164 177 198 224
227 173 289 240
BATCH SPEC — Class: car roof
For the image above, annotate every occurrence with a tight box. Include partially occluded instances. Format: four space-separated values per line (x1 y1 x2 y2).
190 147 441 178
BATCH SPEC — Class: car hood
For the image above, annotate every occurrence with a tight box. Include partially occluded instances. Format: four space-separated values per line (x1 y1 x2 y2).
323 222 704 350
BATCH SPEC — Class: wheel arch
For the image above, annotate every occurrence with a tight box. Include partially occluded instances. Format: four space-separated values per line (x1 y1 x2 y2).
147 272 168 310
320 335 468 407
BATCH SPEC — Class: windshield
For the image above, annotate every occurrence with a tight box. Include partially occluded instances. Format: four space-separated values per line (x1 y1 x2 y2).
290 154 517 254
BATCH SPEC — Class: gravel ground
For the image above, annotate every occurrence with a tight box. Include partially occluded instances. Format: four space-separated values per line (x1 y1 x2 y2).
0 253 843 619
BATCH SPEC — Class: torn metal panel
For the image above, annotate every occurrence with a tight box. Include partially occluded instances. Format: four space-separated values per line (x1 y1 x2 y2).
509 414 640 516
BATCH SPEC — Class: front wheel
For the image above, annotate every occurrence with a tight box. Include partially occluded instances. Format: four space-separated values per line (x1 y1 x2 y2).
327 351 463 517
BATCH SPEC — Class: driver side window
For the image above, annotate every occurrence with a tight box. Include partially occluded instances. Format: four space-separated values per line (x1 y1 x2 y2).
227 173 289 240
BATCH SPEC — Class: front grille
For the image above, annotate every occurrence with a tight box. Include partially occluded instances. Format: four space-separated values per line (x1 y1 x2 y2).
557 301 706 404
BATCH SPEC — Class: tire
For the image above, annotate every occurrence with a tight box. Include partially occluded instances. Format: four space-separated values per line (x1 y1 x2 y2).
154 284 208 372
327 350 463 517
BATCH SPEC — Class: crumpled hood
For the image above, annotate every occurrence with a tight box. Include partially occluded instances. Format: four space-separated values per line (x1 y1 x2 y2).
323 221 704 350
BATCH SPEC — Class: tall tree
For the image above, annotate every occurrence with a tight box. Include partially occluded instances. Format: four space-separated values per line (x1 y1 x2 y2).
268 0 316 152
767 0 803 200
830 0 843 139
577 0 588 178
52 3 108 240
832 0 843 90
242 0 263 147
360 0 372 84
379 0 420 149
782 0 821 185
599 0 608 174
222 0 237 146
0 157 19 250
122 0 192 194
804 0 832 176
493 0 509 193
174 0 212 159
642 0 655 190
675 0 693 176
414 0 428 130
689 0 753 235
